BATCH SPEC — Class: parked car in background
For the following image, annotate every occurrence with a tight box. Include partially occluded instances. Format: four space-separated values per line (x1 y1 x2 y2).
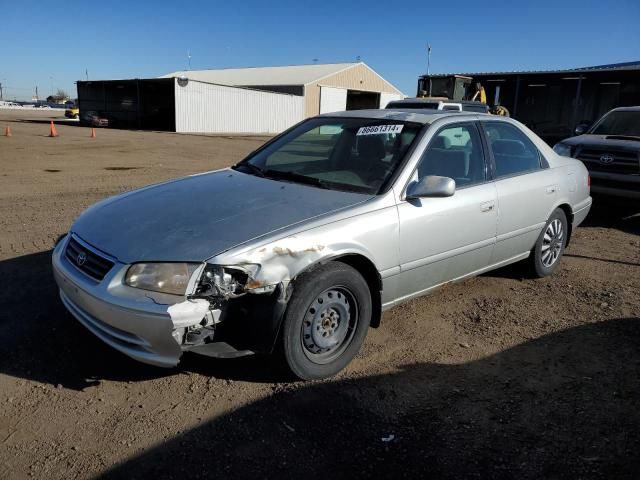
81 110 110 127
553 106 640 203
53 110 591 380
65 107 79 119
386 98 490 113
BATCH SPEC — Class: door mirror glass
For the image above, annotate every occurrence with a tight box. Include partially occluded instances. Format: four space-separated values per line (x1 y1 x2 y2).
406 175 455 199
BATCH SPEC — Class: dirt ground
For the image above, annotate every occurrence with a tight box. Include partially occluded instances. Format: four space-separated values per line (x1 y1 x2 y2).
0 109 639 479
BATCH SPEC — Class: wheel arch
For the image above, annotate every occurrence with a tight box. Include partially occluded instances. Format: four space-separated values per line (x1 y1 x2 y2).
291 253 383 329
556 203 574 246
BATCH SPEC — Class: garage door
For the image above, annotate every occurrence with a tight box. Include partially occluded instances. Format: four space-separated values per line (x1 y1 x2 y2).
319 86 347 114
379 92 403 108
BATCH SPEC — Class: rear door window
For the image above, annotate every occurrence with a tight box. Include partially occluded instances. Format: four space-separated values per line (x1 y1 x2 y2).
482 122 542 178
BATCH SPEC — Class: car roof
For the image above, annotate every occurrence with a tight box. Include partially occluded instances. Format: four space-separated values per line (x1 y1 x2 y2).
322 109 490 125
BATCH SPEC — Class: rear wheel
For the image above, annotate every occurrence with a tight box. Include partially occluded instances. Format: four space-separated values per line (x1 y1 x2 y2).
281 262 371 380
529 208 568 277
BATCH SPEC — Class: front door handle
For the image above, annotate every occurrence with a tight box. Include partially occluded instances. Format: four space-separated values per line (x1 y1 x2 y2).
480 201 495 212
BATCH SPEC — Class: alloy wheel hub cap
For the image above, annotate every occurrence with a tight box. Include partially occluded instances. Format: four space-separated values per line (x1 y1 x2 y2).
541 219 564 267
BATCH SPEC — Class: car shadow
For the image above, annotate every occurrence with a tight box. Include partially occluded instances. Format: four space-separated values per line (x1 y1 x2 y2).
13 118 82 127
100 317 640 479
583 197 640 235
0 250 289 390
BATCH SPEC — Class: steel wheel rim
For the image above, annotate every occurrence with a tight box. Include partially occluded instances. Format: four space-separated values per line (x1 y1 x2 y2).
541 218 564 267
301 286 359 364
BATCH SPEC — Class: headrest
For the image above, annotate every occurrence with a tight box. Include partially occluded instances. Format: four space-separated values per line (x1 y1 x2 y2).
431 135 451 149
492 139 526 156
358 135 386 161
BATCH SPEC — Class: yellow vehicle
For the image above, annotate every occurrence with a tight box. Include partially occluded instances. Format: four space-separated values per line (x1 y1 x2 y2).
65 107 80 119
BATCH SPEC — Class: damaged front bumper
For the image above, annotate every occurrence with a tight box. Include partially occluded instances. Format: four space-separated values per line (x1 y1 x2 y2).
52 235 287 367
52 237 197 367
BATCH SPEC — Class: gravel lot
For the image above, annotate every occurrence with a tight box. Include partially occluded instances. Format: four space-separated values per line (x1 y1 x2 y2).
0 109 639 479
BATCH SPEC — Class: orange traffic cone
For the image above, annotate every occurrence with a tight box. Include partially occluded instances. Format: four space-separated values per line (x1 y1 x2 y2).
49 121 58 138
90 128 96 139
4 126 11 137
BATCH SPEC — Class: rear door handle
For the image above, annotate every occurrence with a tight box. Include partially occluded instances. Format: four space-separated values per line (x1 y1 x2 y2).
480 201 495 212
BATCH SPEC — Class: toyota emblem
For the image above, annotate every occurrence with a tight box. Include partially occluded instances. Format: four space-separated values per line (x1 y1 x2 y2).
76 252 87 266
599 154 614 164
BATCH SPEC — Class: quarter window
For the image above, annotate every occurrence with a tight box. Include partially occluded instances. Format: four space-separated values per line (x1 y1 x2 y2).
415 123 486 188
483 122 541 177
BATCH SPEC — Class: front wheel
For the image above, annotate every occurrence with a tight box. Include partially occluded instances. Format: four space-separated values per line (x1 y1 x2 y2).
281 262 372 380
529 208 568 277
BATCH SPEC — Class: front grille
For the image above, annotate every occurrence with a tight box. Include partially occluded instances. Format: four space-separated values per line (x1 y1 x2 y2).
65 236 115 281
591 177 639 191
576 148 639 174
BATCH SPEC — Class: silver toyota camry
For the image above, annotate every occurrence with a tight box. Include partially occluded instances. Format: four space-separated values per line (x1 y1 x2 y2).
52 110 592 379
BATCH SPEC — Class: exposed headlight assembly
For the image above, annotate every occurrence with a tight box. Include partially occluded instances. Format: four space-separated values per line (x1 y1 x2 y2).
125 263 201 295
196 264 266 299
552 143 573 157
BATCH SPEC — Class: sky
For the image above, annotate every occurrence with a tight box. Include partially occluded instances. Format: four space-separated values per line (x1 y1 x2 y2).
1 0 639 101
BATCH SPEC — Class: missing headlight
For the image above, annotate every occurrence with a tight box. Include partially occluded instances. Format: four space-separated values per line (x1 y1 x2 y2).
194 264 260 299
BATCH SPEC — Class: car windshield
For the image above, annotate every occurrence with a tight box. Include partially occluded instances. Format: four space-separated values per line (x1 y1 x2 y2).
235 117 422 194
591 111 640 137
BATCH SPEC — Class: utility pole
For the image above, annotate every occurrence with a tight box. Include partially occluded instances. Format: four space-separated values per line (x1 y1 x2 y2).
85 69 89 81
187 50 191 71
427 44 431 75
0 81 3 101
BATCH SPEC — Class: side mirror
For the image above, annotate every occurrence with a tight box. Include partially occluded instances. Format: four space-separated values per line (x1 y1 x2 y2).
406 175 455 199
574 122 591 136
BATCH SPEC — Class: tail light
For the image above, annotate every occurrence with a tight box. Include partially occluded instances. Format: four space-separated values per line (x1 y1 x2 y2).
587 175 591 187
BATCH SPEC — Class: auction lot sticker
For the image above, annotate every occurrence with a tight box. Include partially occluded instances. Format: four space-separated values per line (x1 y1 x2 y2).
357 124 404 136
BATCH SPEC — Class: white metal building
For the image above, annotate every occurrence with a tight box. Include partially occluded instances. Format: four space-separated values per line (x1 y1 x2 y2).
163 62 404 120
77 63 404 134
173 80 304 134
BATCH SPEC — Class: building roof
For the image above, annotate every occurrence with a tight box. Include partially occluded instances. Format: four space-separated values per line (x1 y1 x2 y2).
162 62 361 86
420 60 640 78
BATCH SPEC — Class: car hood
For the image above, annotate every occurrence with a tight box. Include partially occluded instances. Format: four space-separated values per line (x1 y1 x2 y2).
72 169 371 263
561 134 640 150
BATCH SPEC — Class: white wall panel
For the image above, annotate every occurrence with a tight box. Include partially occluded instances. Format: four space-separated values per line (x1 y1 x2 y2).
379 92 404 108
174 79 304 134
319 86 347 114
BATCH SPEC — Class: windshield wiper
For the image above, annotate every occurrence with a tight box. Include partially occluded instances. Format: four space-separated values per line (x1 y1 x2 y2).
262 169 331 190
233 162 266 177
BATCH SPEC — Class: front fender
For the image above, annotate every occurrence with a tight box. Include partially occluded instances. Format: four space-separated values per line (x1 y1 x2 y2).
208 206 396 292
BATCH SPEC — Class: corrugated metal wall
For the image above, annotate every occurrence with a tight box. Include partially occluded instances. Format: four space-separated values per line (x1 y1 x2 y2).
174 79 304 134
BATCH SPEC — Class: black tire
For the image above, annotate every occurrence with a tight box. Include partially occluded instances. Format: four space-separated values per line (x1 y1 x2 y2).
529 208 568 278
281 262 372 380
